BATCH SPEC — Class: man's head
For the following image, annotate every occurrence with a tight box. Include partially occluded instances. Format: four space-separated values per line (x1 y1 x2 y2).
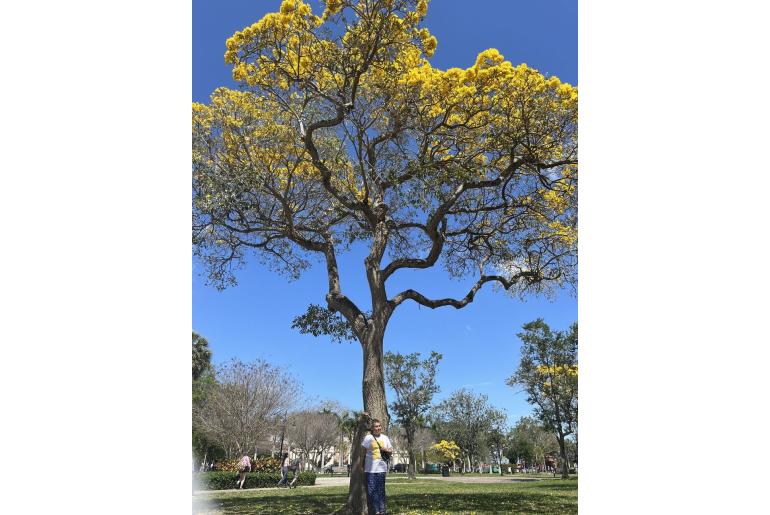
371 419 382 435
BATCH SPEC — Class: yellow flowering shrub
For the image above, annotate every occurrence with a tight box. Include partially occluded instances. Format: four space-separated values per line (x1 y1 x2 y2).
428 440 461 464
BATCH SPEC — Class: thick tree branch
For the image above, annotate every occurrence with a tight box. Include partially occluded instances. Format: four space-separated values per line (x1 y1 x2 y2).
390 272 540 310
303 106 362 213
321 237 368 338
381 218 446 280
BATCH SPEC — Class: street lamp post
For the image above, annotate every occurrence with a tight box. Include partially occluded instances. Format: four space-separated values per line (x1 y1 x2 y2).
277 411 287 456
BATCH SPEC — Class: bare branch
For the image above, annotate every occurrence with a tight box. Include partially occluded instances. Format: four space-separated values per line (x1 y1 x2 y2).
390 272 542 310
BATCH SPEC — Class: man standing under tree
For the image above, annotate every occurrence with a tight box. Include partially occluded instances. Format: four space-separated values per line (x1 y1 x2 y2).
362 419 394 515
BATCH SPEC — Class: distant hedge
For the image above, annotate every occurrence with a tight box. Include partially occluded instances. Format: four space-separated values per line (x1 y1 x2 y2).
195 471 316 490
211 456 281 473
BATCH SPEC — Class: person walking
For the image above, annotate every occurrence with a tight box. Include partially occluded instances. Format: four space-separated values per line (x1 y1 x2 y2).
236 454 251 489
277 452 290 487
289 456 302 488
362 419 394 515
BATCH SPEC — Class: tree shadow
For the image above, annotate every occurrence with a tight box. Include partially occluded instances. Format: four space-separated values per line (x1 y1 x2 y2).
194 487 577 514
387 490 576 514
194 491 348 515
524 481 579 491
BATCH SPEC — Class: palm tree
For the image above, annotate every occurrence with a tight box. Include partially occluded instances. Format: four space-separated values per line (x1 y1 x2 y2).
330 409 360 468
192 332 212 380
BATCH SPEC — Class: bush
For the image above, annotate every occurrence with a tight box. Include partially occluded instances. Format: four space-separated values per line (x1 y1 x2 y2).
212 458 242 472
195 471 317 490
251 456 281 472
212 456 282 473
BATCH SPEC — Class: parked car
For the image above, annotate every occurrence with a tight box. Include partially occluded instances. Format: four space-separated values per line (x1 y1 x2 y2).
391 463 407 473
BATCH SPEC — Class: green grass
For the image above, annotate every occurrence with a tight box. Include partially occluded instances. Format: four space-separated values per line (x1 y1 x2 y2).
420 473 565 479
319 472 566 480
193 478 577 514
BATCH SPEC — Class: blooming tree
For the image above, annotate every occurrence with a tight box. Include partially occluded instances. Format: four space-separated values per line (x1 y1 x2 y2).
427 439 461 466
193 0 576 510
507 319 578 478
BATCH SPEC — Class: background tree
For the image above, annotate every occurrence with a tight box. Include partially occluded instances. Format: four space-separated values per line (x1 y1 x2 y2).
193 1 576 510
192 332 213 381
287 408 343 470
507 319 577 478
432 388 499 472
505 416 558 472
192 332 223 469
484 408 508 475
384 350 441 478
427 439 461 470
413 426 437 470
330 408 360 466
384 424 410 467
194 358 300 457
565 437 577 471
192 332 214 408
313 408 344 469
321 402 355 467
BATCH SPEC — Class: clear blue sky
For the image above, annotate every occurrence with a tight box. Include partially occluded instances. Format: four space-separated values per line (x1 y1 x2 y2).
192 0 577 425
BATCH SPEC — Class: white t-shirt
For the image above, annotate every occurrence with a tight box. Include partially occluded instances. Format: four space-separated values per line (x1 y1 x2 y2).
362 434 392 473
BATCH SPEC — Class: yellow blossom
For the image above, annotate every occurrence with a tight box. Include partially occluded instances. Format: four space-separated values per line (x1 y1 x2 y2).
416 0 428 18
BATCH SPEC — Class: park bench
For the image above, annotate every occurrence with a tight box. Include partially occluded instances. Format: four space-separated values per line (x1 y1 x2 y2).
323 465 348 474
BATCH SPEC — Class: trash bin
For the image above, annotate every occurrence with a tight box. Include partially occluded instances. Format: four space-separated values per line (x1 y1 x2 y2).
441 465 450 477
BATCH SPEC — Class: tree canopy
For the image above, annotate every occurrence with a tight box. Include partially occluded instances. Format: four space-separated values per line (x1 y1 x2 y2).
193 0 576 303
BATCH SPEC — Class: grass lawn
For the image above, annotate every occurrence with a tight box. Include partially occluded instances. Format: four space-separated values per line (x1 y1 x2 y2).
415 473 565 479
193 478 577 514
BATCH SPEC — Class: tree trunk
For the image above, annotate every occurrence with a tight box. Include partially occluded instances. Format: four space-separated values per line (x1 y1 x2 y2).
406 426 416 480
361 328 389 429
558 434 569 479
407 448 417 480
342 325 390 514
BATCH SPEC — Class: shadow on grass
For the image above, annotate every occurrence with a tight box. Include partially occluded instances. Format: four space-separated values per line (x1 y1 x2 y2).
194 483 577 514
194 490 348 514
524 481 579 491
387 491 577 514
